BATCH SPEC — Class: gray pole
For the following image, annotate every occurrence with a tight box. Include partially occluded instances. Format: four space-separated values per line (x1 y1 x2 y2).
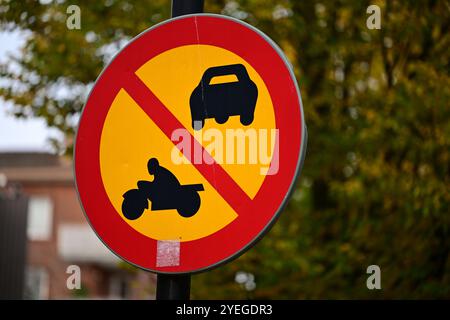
155 0 204 300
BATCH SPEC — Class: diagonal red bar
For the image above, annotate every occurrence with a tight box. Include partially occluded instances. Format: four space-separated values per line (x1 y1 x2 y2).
122 73 253 215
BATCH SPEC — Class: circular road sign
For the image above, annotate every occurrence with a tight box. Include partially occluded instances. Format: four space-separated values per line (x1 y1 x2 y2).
75 14 307 274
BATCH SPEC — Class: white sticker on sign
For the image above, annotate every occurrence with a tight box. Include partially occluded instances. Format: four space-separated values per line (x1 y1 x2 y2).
156 240 180 267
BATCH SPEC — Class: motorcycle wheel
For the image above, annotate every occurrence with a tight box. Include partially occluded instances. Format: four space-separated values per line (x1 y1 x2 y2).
121 189 147 220
177 189 201 218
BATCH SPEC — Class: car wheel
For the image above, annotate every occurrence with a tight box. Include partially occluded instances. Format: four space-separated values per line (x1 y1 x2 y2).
240 113 254 126
215 115 229 124
192 119 205 130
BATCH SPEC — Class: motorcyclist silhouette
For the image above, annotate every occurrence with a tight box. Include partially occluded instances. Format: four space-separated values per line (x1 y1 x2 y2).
137 158 181 208
121 157 204 220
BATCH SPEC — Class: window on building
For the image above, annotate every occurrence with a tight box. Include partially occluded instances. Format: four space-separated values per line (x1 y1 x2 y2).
24 267 49 300
27 196 53 241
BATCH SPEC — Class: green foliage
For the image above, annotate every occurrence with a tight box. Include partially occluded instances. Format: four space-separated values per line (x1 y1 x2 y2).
71 283 89 298
1 0 448 298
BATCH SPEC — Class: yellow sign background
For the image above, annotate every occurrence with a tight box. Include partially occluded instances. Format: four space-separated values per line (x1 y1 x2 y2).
99 45 276 241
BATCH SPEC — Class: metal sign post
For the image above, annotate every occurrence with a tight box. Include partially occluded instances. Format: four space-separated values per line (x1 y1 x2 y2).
155 0 204 300
171 0 204 17
156 273 191 300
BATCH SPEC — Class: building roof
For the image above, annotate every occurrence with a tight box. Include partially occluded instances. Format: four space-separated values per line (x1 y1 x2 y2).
0 152 64 168
0 152 73 184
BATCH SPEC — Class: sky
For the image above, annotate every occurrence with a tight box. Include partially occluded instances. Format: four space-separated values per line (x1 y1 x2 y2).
0 30 62 152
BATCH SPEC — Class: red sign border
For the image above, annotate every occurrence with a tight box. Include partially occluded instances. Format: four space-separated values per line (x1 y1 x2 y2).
74 14 307 274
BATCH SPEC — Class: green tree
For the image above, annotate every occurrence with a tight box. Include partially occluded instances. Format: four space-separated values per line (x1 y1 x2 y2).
1 0 448 298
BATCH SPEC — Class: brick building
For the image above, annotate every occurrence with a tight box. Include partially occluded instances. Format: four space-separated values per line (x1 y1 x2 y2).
0 152 155 299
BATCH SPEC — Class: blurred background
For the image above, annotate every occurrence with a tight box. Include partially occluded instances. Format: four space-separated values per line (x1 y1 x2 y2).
0 0 449 299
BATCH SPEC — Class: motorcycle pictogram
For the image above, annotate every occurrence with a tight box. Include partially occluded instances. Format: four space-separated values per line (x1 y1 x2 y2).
121 158 204 220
